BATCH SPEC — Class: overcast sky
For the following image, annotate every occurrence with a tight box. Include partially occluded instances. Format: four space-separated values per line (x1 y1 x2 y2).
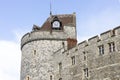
0 0 120 80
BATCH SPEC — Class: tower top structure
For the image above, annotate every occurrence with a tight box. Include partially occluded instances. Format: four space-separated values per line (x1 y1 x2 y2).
21 12 77 49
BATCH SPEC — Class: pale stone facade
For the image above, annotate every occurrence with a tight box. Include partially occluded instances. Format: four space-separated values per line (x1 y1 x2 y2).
53 27 120 80
21 13 120 80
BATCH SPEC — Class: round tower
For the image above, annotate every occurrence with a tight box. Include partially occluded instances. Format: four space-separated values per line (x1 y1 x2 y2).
20 13 77 80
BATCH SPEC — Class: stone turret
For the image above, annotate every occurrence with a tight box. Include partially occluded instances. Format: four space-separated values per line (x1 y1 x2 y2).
20 13 77 80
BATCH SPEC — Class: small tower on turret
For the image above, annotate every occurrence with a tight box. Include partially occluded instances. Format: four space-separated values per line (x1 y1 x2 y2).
20 12 77 80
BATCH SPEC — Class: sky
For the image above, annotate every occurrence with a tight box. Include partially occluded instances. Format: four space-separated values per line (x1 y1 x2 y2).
0 0 120 80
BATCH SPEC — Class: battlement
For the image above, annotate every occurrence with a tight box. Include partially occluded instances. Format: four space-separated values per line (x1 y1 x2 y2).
113 26 120 35
21 30 66 49
78 26 120 47
88 35 99 45
21 26 76 49
100 30 114 40
78 40 88 48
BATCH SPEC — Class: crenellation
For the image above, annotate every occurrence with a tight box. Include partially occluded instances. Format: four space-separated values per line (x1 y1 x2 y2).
59 25 120 80
88 35 99 45
21 31 66 49
113 26 120 36
21 13 120 80
21 26 76 50
78 40 88 48
100 30 113 40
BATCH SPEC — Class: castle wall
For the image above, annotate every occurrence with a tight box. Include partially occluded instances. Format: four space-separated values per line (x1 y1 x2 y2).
20 19 76 80
78 26 120 80
20 12 120 80
21 40 68 80
53 26 120 80
21 31 67 49
21 25 76 49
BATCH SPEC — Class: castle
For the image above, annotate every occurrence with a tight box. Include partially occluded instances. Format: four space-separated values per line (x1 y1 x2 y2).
20 13 120 80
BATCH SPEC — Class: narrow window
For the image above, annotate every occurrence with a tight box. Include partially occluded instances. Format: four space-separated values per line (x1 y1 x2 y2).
75 48 78 51
62 42 65 52
59 62 62 72
108 42 115 52
84 68 89 77
27 77 29 80
71 56 75 65
34 50 36 55
83 51 86 61
62 42 65 47
98 45 104 55
50 75 52 80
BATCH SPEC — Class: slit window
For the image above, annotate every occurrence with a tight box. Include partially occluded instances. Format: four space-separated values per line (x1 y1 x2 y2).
71 56 75 65
98 45 104 55
83 51 86 61
59 62 62 72
34 50 36 55
27 77 29 80
84 68 89 77
50 75 52 80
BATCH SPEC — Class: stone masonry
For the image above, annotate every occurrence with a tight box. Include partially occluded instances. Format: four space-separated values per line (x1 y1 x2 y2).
21 13 120 80
20 13 76 80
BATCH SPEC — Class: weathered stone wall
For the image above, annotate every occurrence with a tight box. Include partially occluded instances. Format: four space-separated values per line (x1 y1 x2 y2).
21 12 120 80
53 26 120 80
20 21 76 80
21 26 76 49
21 40 68 80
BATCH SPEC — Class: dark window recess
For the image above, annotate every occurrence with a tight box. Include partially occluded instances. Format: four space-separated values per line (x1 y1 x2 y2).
84 68 89 77
71 56 75 65
52 27 62 30
50 75 52 80
98 45 104 55
34 50 36 55
59 62 62 72
83 51 86 61
108 42 115 52
59 78 62 80
84 56 86 61
62 42 65 48
27 76 29 80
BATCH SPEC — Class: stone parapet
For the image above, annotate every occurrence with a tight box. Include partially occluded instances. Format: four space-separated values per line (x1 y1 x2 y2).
78 40 88 48
21 25 76 49
88 35 99 45
113 26 120 35
100 30 114 40
21 30 67 49
78 26 120 48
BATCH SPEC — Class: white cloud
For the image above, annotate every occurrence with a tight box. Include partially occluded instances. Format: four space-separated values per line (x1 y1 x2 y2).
0 40 21 80
0 27 30 80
